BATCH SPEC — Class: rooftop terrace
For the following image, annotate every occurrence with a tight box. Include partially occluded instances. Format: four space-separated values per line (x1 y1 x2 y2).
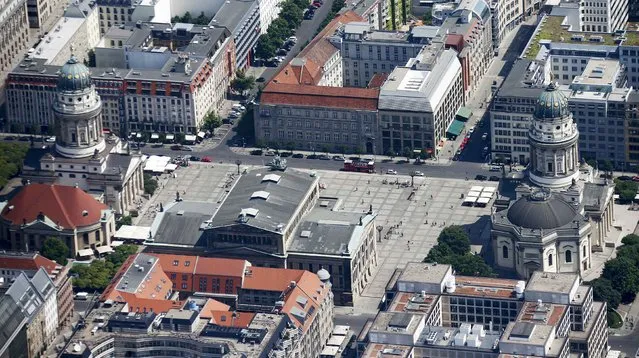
523 16 639 60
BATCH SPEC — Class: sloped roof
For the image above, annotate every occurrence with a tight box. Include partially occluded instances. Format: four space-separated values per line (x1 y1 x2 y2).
281 271 330 333
200 299 231 318
0 253 58 274
208 311 256 327
1 184 108 229
242 266 306 292
262 83 379 110
150 253 247 278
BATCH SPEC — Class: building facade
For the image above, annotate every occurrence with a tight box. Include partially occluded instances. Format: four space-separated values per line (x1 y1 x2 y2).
490 0 523 48
378 46 464 156
0 0 30 106
210 0 260 69
339 22 424 87
579 0 627 33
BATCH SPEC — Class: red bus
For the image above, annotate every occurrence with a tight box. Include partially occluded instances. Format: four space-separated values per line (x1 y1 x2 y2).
343 159 375 173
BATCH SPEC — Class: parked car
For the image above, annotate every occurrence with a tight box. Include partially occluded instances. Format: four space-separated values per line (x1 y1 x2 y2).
4 136 15 140
250 149 263 155
229 112 240 119
475 174 487 181
265 150 277 156
489 165 501 172
171 144 182 150
232 104 246 111
489 175 500 181
288 36 298 43
292 153 304 158
387 169 397 175
617 175 633 181
279 152 291 157
481 133 488 140
306 154 318 159
45 136 56 143
256 77 266 82
276 48 288 56
304 10 314 19
180 145 193 151
468 126 475 134
189 156 201 161
201 156 212 162
19 136 30 141
332 155 344 161
413 171 424 176
318 154 330 160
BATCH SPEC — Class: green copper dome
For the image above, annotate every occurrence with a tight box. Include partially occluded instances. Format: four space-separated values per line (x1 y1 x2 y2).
57 56 92 92
534 82 570 120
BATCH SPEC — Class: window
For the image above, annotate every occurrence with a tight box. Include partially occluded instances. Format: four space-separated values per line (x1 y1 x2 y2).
565 250 572 263
548 253 553 266
181 283 187 289
583 245 586 256
502 245 508 259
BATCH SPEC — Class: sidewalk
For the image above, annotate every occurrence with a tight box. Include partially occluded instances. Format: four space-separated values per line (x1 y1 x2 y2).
229 146 454 166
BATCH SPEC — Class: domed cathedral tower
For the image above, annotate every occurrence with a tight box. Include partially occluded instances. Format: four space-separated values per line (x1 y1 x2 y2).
53 56 106 158
528 82 580 190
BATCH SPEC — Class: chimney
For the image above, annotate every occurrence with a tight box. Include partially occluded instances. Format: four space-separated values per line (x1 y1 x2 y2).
37 211 45 221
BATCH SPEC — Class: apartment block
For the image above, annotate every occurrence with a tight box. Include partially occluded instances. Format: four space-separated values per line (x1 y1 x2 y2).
210 0 260 69
0 252 74 328
580 0 628 32
441 0 493 101
6 23 236 135
378 45 464 156
95 0 170 34
339 22 425 87
0 0 30 106
363 263 609 358
26 0 65 29
626 91 639 165
348 0 385 30
491 0 524 48
28 0 100 66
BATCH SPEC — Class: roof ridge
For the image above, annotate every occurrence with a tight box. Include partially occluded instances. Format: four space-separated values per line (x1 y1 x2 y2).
50 185 75 228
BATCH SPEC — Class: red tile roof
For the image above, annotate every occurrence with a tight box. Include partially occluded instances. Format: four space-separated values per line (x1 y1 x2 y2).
281 271 331 333
208 311 255 328
243 266 306 291
261 83 379 110
150 253 247 278
200 299 231 318
368 73 389 88
1 184 108 229
0 253 58 274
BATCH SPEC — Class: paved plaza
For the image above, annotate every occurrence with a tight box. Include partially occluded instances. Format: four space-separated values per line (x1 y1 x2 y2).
136 163 496 313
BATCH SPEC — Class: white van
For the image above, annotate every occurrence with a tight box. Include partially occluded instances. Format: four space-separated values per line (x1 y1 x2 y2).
75 292 89 300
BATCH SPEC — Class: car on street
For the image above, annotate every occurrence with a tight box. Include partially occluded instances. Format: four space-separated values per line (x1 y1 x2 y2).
332 155 344 161
304 10 314 19
475 174 487 181
617 175 633 181
256 77 265 82
482 133 488 140
387 169 397 175
180 145 193 151
265 150 276 156
489 176 500 181
171 144 182 150
276 48 287 56
250 149 263 155
45 136 56 143
292 153 304 158
279 152 291 157
228 111 240 119
317 154 330 160
201 156 212 162
482 146 489 155
288 36 297 43
306 154 318 159
312 1 321 7
413 171 424 176
189 156 201 161
4 136 15 140
232 104 246 111
468 126 475 134
489 165 501 172
19 136 30 141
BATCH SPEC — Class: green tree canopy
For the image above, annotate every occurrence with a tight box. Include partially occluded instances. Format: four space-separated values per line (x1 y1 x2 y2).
0 142 28 189
116 215 132 230
279 2 303 28
231 71 256 96
255 34 278 60
622 234 639 246
203 112 223 131
590 278 622 309
437 226 470 256
71 260 116 291
602 257 639 301
106 244 138 267
144 173 158 195
41 237 69 265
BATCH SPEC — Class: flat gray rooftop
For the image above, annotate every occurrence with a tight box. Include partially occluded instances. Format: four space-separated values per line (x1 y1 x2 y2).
398 262 450 286
209 168 317 234
526 271 578 295
150 201 215 246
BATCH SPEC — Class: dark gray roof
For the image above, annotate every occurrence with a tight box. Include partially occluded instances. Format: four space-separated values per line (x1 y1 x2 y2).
151 201 215 246
0 296 27 355
582 182 612 211
506 191 579 229
288 206 374 256
210 0 257 33
58 57 93 92
115 253 160 294
510 322 534 339
495 59 545 99
210 169 317 234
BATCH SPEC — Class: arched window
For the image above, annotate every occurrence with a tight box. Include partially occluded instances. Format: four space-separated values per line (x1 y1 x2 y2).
583 245 586 256
565 250 572 263
502 245 509 259
548 253 553 266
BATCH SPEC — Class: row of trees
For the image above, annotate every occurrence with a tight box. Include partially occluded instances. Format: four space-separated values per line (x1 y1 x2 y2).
71 245 139 291
589 234 639 311
0 142 28 189
314 0 346 37
171 11 211 25
424 226 495 277
255 0 311 60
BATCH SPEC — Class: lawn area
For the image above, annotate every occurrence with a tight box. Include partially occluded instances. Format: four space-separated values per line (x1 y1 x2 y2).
607 310 623 328
525 16 617 60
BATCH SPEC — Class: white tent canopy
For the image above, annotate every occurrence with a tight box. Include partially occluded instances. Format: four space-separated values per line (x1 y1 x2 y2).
115 225 151 242
197 131 205 138
476 197 491 205
482 186 497 193
111 240 124 247
470 186 483 192
144 155 172 173
95 246 114 254
77 249 93 257
185 134 197 142
165 134 175 140
464 196 478 204
151 133 159 139
468 190 481 197
480 192 493 198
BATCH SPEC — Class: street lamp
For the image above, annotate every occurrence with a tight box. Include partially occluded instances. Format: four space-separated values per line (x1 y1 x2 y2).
235 159 242 174
409 171 416 187
376 225 383 242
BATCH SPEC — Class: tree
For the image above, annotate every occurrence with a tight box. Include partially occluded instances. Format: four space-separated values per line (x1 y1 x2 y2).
202 112 223 132
385 149 396 159
590 278 622 309
622 234 639 246
231 71 256 96
425 243 454 263
451 254 494 277
403 147 413 161
437 226 470 255
106 244 138 267
602 257 639 302
255 34 278 60
182 11 192 22
614 180 638 203
87 49 96 67
71 260 116 291
41 237 69 265
279 2 303 28
599 159 614 173
116 215 132 229
194 11 209 25
268 18 292 41
144 173 158 195
0 142 29 189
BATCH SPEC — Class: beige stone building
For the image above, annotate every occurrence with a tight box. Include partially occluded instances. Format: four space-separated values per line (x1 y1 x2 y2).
0 184 116 258
0 0 30 105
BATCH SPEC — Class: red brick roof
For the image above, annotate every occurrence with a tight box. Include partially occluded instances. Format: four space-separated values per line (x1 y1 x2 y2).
150 253 247 278
208 311 255 328
261 83 379 110
368 72 389 88
0 253 58 274
1 184 108 229
242 266 306 292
